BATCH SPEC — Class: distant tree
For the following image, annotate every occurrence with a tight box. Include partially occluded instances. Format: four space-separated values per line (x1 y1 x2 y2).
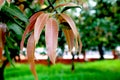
77 0 119 60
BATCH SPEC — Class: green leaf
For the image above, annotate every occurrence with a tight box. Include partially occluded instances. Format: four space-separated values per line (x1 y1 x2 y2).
7 22 23 39
1 4 28 23
4 46 14 66
5 36 16 49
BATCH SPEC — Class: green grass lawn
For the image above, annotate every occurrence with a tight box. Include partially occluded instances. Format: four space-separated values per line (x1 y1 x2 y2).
5 59 120 80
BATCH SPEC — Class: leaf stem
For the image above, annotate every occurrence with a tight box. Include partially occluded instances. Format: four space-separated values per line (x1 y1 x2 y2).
32 0 57 16
47 0 58 13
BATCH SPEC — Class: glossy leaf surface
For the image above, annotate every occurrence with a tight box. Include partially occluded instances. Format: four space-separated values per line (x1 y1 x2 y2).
34 13 49 45
20 12 43 50
27 32 38 80
63 29 74 51
45 18 58 64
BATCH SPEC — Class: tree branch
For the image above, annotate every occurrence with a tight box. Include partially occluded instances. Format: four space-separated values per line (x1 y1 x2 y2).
48 0 58 13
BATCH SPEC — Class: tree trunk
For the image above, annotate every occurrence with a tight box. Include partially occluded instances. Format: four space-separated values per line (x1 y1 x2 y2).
0 59 9 80
0 48 20 80
98 43 104 60
82 50 86 61
71 52 75 72
0 67 4 80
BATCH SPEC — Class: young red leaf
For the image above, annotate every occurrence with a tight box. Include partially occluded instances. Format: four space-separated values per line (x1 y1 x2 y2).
20 21 34 50
34 0 44 5
77 35 82 54
0 23 6 60
60 13 82 52
39 0 44 5
60 13 79 37
45 18 58 64
62 29 74 51
0 28 3 59
20 11 43 50
30 11 44 23
27 32 38 80
0 48 2 60
34 13 49 45
0 0 4 5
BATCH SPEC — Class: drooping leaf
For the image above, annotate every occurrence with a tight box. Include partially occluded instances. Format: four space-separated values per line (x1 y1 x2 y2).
0 27 3 47
60 13 79 38
60 13 82 53
29 11 44 23
0 23 6 60
77 35 82 54
0 28 3 59
45 18 58 64
0 0 4 5
62 29 74 51
34 13 49 45
0 0 5 9
0 47 2 60
20 21 34 50
20 12 43 50
27 32 38 80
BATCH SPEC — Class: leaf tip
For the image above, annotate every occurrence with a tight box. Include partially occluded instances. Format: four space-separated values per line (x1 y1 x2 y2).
48 53 57 64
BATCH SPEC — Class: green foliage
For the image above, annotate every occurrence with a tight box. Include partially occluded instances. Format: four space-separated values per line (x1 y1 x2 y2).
1 2 28 23
0 1 29 66
77 0 120 50
7 22 23 39
4 46 14 66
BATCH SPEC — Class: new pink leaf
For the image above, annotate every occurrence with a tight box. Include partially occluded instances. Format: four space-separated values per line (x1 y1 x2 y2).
34 13 49 45
0 0 4 5
0 28 2 59
30 12 44 23
39 0 44 5
0 23 6 60
45 18 58 64
60 13 82 53
27 32 38 80
60 13 79 37
20 11 43 50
